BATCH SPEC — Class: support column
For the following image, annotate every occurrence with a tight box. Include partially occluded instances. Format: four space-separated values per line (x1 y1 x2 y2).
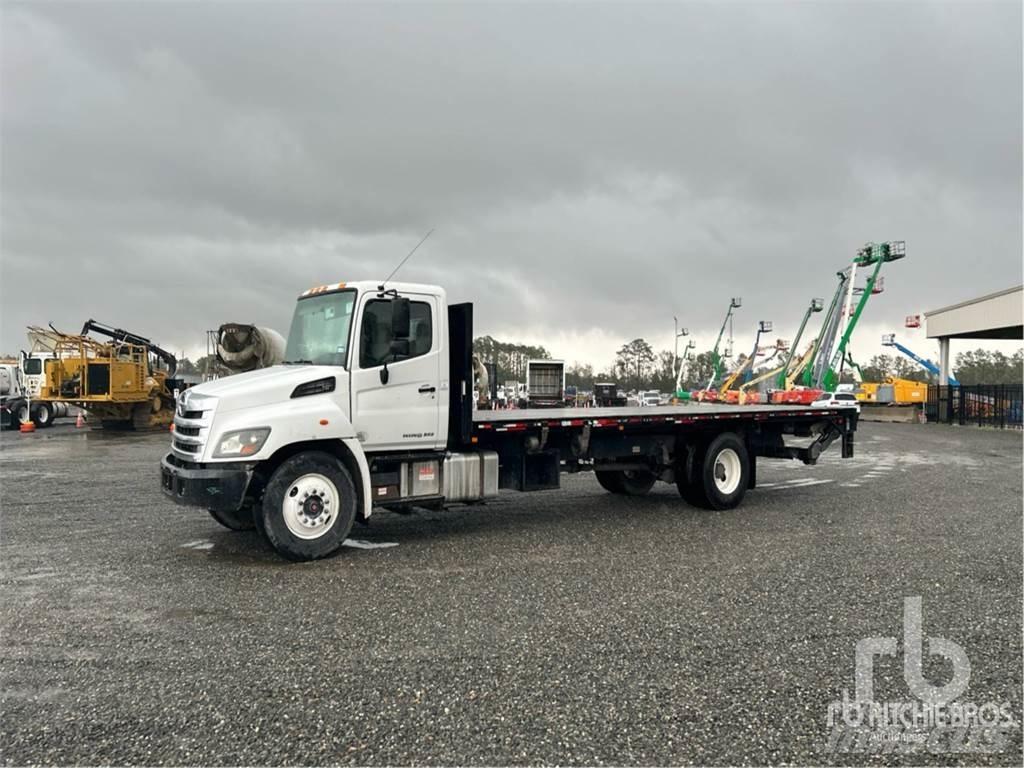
938 337 951 384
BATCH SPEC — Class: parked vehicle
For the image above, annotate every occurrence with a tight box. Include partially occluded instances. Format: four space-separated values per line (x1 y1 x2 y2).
593 382 627 407
160 280 859 561
810 391 861 414
526 359 565 408
28 320 180 429
641 390 662 407
0 362 67 429
215 324 286 372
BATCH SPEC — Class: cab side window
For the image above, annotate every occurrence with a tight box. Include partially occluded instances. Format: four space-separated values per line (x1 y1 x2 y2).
360 300 432 368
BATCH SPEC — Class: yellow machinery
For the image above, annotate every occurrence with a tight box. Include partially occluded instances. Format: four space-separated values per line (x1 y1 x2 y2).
719 338 789 402
855 383 879 402
856 377 927 405
737 358 791 403
27 321 178 429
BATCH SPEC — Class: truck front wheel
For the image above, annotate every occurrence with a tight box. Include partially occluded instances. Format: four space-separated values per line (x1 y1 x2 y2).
258 452 357 561
208 506 256 531
595 469 656 496
677 433 749 510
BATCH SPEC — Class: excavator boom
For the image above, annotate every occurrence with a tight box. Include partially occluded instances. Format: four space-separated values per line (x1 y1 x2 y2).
80 319 178 377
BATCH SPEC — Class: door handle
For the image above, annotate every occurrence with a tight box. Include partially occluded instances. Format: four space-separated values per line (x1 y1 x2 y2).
418 385 436 394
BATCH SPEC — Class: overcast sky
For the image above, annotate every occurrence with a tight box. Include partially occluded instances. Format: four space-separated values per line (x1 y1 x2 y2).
2 1 1021 372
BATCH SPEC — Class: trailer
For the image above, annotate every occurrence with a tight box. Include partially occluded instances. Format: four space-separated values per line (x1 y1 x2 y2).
160 281 859 561
526 359 566 408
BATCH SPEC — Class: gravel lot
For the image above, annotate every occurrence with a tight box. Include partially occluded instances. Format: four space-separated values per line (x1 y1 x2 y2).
1 421 1021 765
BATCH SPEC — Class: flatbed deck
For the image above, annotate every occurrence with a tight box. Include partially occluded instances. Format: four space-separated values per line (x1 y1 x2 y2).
473 402 848 427
469 401 856 472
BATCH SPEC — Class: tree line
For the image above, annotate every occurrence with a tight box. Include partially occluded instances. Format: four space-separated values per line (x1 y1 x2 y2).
471 336 553 381
471 336 725 392
28 341 1013 390
471 338 1023 392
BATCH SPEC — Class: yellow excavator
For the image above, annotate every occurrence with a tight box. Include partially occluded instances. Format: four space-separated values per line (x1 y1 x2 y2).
27 321 179 429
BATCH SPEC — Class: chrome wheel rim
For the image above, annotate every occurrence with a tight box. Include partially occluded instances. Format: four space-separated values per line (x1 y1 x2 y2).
713 448 742 495
282 473 339 540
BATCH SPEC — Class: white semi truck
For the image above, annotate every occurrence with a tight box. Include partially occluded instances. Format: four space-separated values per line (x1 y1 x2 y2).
161 280 859 561
0 358 69 429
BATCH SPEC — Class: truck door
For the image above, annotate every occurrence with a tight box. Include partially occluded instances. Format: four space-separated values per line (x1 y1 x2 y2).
351 293 442 452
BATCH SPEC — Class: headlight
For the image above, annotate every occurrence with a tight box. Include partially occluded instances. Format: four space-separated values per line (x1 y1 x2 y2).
213 427 271 458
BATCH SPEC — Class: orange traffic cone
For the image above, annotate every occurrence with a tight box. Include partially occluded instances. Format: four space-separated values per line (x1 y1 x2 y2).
75 412 85 428
19 420 35 433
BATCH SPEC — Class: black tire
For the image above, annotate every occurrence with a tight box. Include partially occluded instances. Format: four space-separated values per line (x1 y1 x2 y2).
595 470 626 494
595 469 656 496
677 472 709 507
14 403 29 425
257 452 357 561
250 498 270 543
676 441 710 506
678 432 750 510
32 403 54 428
208 506 256 531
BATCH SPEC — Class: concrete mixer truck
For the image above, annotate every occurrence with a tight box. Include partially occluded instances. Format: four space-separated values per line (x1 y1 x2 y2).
215 325 287 373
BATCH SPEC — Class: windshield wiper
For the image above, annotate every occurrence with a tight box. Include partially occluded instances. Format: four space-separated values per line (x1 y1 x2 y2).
283 359 314 365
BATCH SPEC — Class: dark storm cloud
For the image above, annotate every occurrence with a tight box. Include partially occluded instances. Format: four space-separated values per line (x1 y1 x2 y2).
2 1 1020 365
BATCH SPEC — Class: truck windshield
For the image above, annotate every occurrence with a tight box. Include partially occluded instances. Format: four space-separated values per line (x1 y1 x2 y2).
283 291 356 367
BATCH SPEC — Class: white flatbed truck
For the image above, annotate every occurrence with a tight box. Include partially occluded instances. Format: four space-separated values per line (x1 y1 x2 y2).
161 281 858 561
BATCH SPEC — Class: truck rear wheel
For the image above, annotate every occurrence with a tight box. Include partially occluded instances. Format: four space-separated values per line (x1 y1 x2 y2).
32 403 54 428
258 451 357 561
208 506 256 531
595 469 656 496
678 433 749 510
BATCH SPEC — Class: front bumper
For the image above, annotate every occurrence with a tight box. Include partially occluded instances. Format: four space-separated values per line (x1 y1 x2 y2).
160 453 256 512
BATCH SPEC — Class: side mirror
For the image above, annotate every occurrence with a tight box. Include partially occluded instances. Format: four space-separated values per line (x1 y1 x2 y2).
392 298 411 340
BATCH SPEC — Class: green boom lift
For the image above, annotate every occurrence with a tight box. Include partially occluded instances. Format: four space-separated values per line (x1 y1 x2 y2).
704 297 742 391
799 271 849 388
820 241 906 391
776 297 825 389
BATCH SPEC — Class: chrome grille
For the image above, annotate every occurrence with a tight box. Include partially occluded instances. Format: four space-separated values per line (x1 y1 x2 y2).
171 393 216 461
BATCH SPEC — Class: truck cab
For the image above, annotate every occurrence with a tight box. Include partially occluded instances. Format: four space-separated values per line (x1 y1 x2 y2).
1 359 63 429
162 281 484 559
0 364 27 429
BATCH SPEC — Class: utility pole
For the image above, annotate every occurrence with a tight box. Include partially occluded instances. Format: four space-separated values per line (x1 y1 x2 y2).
673 317 689 386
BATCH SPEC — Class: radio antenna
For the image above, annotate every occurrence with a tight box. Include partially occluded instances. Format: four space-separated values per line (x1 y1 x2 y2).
380 228 434 290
